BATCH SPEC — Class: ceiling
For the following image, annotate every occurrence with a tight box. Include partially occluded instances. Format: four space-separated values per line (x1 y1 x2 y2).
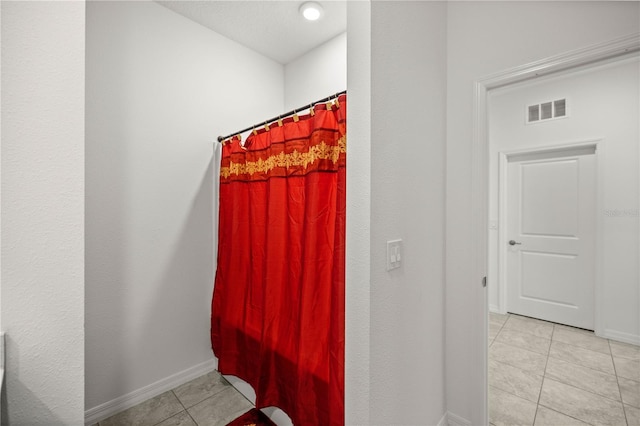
156 1 347 65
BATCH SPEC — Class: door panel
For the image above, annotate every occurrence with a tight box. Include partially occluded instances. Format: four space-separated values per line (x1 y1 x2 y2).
520 251 578 306
521 160 579 237
506 148 596 329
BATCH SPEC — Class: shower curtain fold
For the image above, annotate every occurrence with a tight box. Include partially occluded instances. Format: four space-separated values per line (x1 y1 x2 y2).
211 94 346 426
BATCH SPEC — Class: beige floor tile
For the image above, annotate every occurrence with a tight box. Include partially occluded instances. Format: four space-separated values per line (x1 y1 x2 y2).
552 326 611 355
533 406 590 426
489 386 537 426
505 315 554 340
173 371 230 409
549 340 615 375
490 342 548 375
619 376 640 408
100 391 184 426
495 328 551 356
626 404 640 426
539 378 626 426
489 359 543 402
489 321 503 341
545 357 620 401
490 312 509 326
614 356 640 381
187 387 253 426
610 340 640 361
156 411 197 426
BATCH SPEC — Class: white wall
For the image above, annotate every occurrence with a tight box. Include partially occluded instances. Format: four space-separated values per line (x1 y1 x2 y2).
284 32 347 110
488 57 639 342
445 2 640 424
85 1 284 414
345 2 371 424
369 2 447 424
0 0 3 340
1 2 85 424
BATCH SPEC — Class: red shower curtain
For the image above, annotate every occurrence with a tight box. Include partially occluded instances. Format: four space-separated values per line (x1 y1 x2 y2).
211 94 346 426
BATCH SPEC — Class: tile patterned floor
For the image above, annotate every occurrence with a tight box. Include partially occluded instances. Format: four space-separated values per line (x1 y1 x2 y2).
96 371 254 426
490 312 640 426
98 314 639 426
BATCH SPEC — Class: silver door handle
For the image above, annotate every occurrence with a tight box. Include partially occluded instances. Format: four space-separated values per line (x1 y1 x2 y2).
509 240 522 246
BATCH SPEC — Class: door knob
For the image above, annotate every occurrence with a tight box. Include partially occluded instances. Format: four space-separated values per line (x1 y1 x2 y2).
509 240 522 246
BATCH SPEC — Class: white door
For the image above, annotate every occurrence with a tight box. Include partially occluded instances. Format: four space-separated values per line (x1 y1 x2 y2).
506 147 596 329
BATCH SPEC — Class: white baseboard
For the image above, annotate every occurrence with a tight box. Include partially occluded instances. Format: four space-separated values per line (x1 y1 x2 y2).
602 329 640 346
84 357 218 425
446 411 472 426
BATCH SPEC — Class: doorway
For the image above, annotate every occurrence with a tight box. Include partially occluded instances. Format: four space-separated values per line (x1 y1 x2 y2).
477 38 640 426
501 146 597 330
487 53 639 336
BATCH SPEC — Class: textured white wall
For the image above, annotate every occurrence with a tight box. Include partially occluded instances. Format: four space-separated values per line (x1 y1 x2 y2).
284 32 347 111
1 2 85 424
345 2 371 424
445 2 640 423
85 1 284 411
0 0 3 341
369 2 447 424
0 0 3 342
488 57 640 341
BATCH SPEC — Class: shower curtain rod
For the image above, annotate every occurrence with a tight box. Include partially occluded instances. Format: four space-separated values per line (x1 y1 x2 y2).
217 90 346 143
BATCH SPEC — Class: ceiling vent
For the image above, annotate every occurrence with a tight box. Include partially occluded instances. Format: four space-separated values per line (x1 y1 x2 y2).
527 98 567 123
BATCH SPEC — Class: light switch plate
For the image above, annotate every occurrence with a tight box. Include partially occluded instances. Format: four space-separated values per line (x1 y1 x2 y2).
387 239 403 271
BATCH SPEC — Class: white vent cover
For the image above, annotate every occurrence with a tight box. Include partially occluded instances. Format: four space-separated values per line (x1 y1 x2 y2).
527 98 567 123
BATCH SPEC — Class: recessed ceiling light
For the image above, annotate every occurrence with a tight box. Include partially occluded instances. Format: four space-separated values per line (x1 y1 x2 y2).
299 2 324 21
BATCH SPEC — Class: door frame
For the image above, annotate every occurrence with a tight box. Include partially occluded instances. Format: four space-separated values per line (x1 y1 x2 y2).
496 141 603 332
471 33 640 426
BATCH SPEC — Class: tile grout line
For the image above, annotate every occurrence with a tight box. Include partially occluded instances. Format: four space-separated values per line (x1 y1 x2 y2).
488 313 509 348
541 373 629 406
489 316 550 384
546 329 622 380
532 324 555 425
175 372 253 426
538 325 599 426
493 337 550 358
147 391 189 426
171 389 201 426
490 315 635 425
545 348 629 406
489 313 544 425
609 340 630 426
545 351 619 378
